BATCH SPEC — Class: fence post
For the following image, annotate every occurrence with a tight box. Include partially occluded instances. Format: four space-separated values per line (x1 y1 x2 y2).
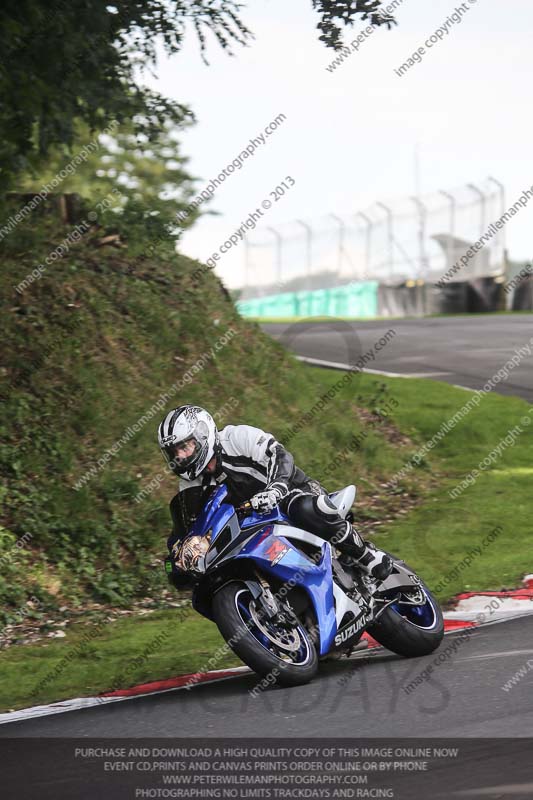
488 176 506 263
411 196 428 280
267 226 283 289
376 201 394 283
467 182 487 238
356 211 373 281
439 189 456 275
329 214 345 276
296 219 313 286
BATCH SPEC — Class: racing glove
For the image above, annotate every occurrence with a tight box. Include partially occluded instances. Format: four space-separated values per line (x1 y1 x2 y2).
250 484 287 513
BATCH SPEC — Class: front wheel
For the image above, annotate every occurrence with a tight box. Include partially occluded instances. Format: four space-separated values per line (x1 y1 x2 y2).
367 575 444 658
212 581 318 687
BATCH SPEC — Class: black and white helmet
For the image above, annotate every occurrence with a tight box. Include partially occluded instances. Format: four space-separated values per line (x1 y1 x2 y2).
158 405 219 480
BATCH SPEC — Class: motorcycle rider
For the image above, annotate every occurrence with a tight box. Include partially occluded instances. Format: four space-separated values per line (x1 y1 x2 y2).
158 405 393 583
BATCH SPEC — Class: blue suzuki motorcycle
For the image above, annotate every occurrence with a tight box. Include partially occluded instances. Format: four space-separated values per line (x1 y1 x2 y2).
174 483 444 686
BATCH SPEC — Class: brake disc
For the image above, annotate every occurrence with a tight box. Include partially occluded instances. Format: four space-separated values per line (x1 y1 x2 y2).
250 601 302 653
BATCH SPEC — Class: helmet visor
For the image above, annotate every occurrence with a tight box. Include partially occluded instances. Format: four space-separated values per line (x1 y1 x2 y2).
161 420 210 476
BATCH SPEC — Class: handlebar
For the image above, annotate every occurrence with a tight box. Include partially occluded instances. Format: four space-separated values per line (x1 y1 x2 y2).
236 501 252 513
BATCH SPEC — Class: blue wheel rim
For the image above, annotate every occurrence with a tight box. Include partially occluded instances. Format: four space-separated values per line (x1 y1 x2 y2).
388 588 439 631
234 589 312 666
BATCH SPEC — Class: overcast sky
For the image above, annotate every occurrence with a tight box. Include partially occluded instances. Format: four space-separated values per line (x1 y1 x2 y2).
147 0 533 288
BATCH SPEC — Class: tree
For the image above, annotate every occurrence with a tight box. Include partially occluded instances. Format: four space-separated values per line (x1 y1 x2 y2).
0 1 249 191
0 1 394 191
16 119 201 247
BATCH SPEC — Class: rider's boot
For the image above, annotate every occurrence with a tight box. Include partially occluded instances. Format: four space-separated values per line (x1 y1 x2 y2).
332 521 393 582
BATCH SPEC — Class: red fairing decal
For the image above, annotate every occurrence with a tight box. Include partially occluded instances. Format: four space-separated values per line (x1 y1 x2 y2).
265 539 289 566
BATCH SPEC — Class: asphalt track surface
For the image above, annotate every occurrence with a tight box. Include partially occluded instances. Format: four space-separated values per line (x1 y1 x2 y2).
2 614 533 738
262 315 533 402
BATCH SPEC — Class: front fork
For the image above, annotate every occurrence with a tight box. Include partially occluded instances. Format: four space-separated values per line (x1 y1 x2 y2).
250 571 302 631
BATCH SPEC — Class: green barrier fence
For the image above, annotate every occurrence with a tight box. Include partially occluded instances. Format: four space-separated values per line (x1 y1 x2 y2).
237 282 379 319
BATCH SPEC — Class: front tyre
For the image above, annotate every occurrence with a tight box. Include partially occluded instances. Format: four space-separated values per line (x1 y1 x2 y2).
367 576 444 658
212 581 318 687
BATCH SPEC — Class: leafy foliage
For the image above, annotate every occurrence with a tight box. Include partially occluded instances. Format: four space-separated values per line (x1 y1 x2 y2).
0 0 251 190
0 1 394 191
16 120 202 250
312 0 396 50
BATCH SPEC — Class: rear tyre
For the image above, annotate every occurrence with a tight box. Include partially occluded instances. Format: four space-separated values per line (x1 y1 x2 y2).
212 581 318 687
367 575 444 658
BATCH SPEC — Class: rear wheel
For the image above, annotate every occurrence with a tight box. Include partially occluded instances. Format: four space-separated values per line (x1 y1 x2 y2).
367 577 444 657
212 581 318 686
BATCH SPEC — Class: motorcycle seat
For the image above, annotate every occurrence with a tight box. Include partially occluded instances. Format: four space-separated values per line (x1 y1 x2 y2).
328 485 356 518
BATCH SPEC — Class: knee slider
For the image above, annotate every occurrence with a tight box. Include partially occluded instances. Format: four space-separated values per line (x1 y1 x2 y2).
315 493 340 518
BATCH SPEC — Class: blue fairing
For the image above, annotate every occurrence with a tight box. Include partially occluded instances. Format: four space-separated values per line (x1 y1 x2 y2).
233 530 337 656
190 484 289 540
240 506 290 527
191 484 229 537
190 484 337 655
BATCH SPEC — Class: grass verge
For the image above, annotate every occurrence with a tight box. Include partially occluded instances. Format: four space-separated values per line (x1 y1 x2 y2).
0 609 240 712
